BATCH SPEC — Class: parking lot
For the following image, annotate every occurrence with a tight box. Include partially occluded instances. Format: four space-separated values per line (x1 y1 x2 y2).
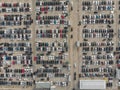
0 0 120 90
0 0 71 90
74 0 119 90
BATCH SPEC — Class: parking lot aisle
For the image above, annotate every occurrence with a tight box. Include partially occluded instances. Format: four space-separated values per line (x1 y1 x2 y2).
112 3 118 89
69 0 80 89
114 0 119 90
29 0 37 86
77 0 85 89
78 0 82 82
31 0 36 71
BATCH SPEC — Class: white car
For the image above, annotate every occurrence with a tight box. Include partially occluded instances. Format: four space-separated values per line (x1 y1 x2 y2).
36 7 40 12
0 16 4 20
118 80 120 86
48 6 53 11
17 60 21 64
91 55 95 60
48 55 55 60
6 8 12 12
57 47 62 52
104 19 107 24
99 67 102 72
36 20 39 24
52 34 56 38
23 55 26 60
95 6 98 10
26 42 31 47
82 33 85 38
95 61 99 65
104 61 107 65
50 20 54 25
24 47 27 51
40 1 42 6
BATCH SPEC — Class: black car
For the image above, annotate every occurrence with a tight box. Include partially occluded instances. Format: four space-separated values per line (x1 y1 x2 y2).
74 72 76 80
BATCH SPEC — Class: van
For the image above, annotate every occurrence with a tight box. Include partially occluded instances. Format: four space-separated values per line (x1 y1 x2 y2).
74 63 76 68
68 75 71 81
68 65 71 71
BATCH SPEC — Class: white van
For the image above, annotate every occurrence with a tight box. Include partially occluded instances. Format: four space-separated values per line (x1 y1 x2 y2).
74 63 76 68
68 75 71 81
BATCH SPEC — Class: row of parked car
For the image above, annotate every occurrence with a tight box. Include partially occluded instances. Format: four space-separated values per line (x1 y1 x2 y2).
81 19 114 24
36 41 67 47
82 0 114 6
80 41 114 47
5 68 33 73
82 54 113 60
93 0 114 5
80 72 114 78
36 28 68 34
36 46 67 52
0 2 30 7
82 66 114 73
36 1 68 6
0 42 32 52
36 5 68 13
94 5 114 11
0 7 31 13
36 33 67 38
82 14 114 19
0 81 33 86
36 19 69 25
82 0 114 11
0 14 33 26
36 28 68 38
0 2 31 13
36 15 66 20
83 46 114 52
36 54 64 60
0 29 31 40
82 60 114 66
1 55 32 65
82 28 114 33
82 33 114 38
